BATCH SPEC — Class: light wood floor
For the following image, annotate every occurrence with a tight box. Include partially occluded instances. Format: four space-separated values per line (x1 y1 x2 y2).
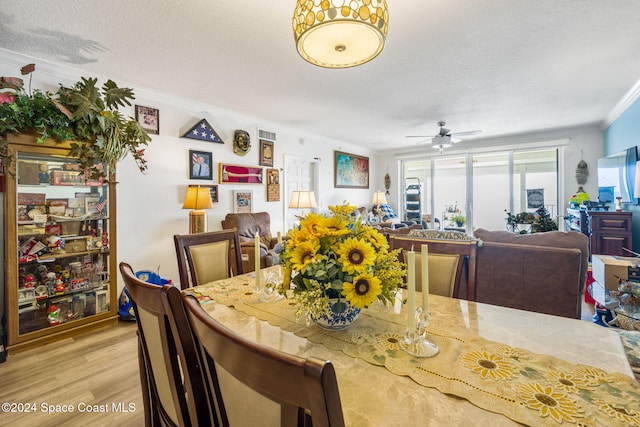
0 295 600 427
0 321 143 427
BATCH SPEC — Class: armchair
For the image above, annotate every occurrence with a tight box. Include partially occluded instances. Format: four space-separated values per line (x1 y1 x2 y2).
221 212 280 273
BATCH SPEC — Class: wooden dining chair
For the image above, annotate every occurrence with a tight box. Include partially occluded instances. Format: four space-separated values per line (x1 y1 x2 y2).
119 262 212 427
389 235 479 299
179 292 346 427
174 229 244 290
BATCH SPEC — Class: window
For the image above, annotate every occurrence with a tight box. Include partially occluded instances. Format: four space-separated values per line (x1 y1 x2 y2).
402 148 558 230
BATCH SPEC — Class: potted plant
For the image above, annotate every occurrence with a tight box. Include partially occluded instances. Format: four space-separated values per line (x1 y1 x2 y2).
1 64 150 180
451 214 466 227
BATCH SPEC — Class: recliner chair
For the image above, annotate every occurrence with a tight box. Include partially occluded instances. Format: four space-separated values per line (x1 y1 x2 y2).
221 212 280 273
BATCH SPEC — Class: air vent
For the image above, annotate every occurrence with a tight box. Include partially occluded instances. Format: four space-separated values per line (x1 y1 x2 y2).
258 128 276 142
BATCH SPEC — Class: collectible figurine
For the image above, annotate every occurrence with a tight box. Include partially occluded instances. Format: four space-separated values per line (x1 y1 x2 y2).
101 231 109 247
24 274 35 288
47 305 60 326
46 272 56 296
38 163 49 184
55 277 65 295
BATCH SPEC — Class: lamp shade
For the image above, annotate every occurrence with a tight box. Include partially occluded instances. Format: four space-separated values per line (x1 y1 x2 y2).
289 190 317 209
182 186 213 210
372 191 387 206
292 0 389 68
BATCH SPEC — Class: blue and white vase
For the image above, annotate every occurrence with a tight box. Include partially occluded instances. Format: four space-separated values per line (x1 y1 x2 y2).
312 298 361 331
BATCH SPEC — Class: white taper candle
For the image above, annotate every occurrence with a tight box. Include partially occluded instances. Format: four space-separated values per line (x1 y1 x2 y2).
421 244 430 311
255 232 261 286
407 251 416 331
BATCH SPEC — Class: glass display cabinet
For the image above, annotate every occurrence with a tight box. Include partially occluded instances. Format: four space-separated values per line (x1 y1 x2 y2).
3 133 118 353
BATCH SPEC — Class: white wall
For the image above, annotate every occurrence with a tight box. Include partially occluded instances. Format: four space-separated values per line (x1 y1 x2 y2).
0 51 377 289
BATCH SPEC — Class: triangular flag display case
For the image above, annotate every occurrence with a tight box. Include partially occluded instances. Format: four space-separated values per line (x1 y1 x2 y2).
181 119 224 143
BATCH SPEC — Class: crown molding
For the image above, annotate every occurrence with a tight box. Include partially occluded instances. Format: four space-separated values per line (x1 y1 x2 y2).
602 78 640 129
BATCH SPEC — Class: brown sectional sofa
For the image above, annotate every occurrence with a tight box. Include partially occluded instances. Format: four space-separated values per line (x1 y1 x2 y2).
473 228 589 319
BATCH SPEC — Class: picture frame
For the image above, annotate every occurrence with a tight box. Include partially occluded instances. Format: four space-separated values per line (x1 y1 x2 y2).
334 151 369 189
233 190 253 213
259 139 274 166
219 163 263 184
190 184 218 203
135 105 159 135
266 169 280 202
189 150 213 180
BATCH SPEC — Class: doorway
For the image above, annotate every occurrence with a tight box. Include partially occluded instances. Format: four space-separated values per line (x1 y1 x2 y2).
283 154 319 229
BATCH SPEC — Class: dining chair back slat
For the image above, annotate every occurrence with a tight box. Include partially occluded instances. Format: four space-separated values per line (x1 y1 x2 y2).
174 229 244 290
119 262 212 427
180 292 346 427
389 236 479 299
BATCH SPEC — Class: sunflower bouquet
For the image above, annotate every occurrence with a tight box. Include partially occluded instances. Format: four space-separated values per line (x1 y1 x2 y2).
279 203 405 324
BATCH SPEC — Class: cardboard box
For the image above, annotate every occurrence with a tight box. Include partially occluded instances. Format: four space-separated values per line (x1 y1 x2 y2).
592 254 640 290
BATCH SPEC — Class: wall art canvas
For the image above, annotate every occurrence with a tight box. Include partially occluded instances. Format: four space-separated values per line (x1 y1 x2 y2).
334 151 369 189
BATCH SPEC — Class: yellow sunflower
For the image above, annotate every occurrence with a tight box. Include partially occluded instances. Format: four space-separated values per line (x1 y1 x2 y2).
290 240 321 273
377 333 403 351
342 273 381 308
593 398 640 426
337 237 376 275
544 370 588 394
517 383 584 424
317 215 350 237
299 213 326 237
362 227 388 250
460 350 515 380
570 366 614 388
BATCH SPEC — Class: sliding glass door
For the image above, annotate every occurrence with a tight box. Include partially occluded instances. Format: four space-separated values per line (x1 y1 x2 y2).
402 148 558 231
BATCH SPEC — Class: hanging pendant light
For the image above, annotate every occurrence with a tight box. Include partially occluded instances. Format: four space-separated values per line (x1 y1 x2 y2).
293 1 389 69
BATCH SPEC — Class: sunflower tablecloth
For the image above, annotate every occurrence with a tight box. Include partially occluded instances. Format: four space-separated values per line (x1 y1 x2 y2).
190 277 640 427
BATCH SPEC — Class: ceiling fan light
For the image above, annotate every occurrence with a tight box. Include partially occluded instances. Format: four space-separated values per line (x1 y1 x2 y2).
293 1 389 69
432 134 452 148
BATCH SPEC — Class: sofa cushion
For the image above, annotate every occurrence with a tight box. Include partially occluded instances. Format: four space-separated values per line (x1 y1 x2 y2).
474 228 589 293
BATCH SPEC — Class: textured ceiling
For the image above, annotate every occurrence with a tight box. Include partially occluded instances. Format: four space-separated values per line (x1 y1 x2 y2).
1 1 640 152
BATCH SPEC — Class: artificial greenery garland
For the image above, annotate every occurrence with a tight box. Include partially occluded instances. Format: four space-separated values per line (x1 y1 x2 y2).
1 64 150 180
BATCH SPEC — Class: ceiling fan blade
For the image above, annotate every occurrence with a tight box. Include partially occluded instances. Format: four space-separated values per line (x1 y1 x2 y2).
450 129 483 137
406 135 431 138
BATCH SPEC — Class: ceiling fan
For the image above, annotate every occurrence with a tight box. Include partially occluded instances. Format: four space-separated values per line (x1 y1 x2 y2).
406 121 483 153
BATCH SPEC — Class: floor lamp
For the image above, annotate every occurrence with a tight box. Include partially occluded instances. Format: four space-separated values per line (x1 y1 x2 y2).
182 186 213 233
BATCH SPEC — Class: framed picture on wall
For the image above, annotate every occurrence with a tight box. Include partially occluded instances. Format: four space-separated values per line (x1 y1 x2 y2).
233 190 253 213
190 184 218 203
334 151 369 188
135 105 159 135
219 163 263 184
189 150 213 180
259 139 274 166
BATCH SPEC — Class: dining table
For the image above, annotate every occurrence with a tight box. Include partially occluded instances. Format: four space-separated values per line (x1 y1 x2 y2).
186 266 639 427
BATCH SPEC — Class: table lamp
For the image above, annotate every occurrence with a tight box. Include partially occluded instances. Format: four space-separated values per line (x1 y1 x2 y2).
372 191 387 208
182 186 213 233
289 190 317 217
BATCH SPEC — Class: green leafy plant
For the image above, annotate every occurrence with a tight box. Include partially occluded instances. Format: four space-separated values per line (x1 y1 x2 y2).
505 207 557 233
1 64 150 180
451 214 466 225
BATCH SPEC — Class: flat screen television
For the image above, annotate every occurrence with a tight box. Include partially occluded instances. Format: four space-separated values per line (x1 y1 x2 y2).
597 147 637 203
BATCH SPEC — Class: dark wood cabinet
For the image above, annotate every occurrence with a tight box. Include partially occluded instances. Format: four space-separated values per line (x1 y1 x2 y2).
589 211 632 257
